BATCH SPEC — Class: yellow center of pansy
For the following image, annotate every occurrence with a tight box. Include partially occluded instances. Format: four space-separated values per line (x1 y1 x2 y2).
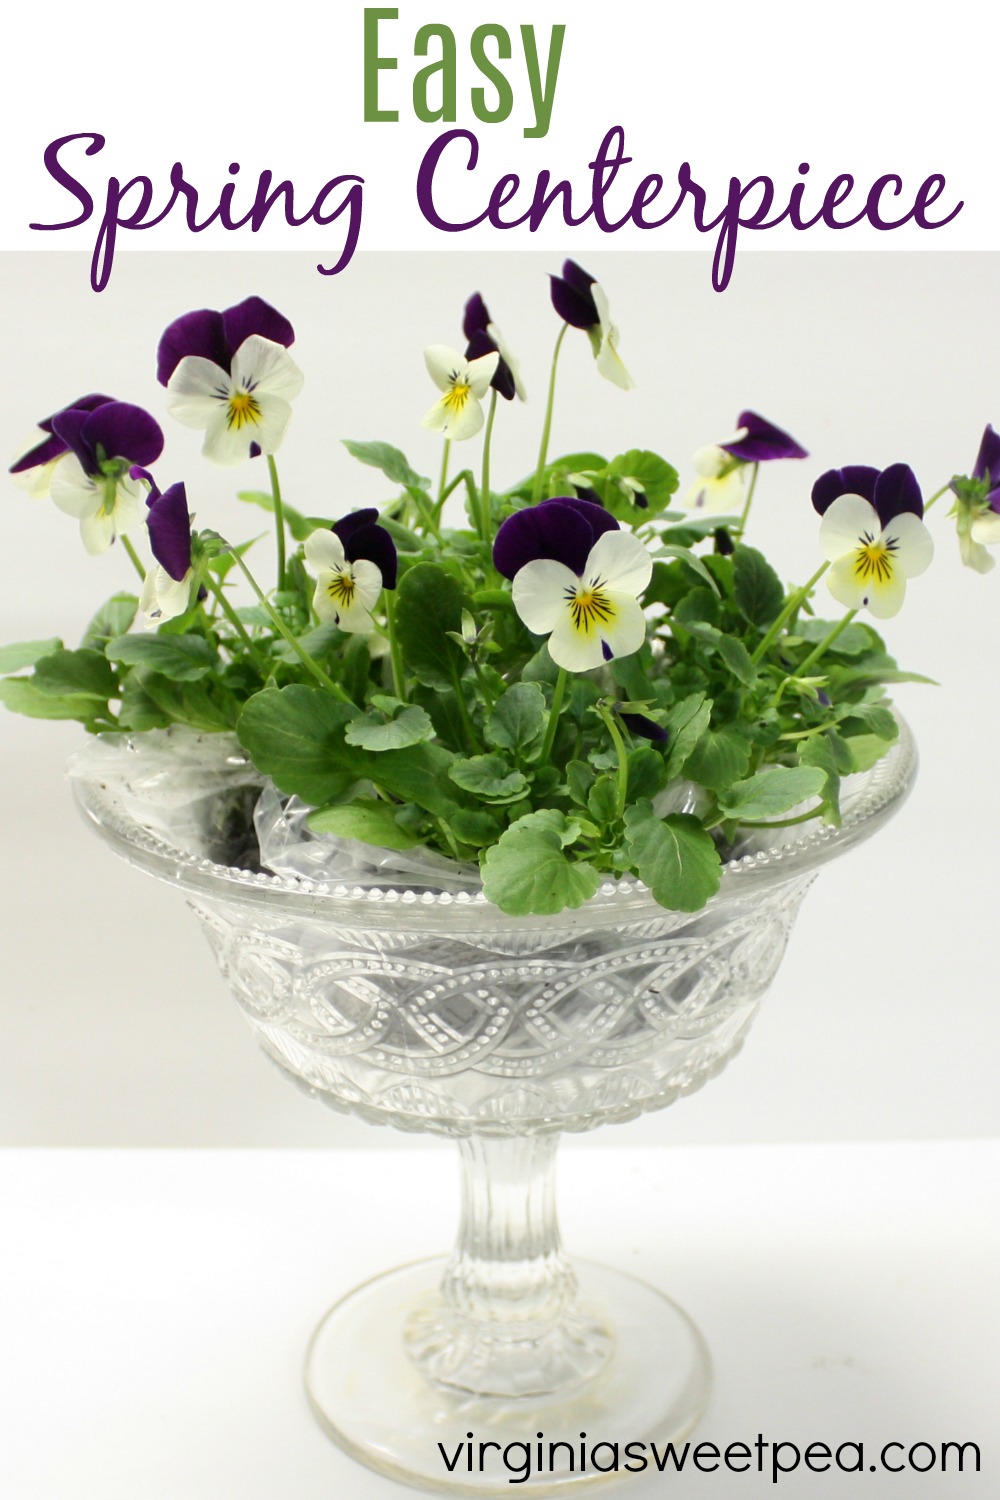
851 537 896 585
326 568 357 608
227 389 262 430
566 583 615 635
443 380 471 412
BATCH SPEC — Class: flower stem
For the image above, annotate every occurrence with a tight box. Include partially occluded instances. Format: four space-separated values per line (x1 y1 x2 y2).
438 439 452 508
120 535 147 585
540 665 569 763
383 589 406 700
599 706 630 820
480 390 498 543
751 561 829 664
231 553 352 702
267 455 287 592
532 325 568 503
771 607 858 706
735 463 759 537
201 572 268 674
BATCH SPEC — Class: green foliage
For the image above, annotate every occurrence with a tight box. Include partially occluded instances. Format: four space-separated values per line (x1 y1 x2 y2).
623 804 722 911
481 810 602 915
394 563 471 690
307 800 420 849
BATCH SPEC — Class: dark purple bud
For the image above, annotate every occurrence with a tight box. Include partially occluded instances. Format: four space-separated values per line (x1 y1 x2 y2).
872 463 923 525
493 497 618 580
549 259 599 329
10 393 116 474
811 465 880 516
465 327 516 402
620 711 669 743
721 411 808 463
147 482 192 581
601 640 614 661
816 690 831 707
249 441 262 460
331 509 398 589
462 292 491 341
972 423 1000 487
713 527 734 556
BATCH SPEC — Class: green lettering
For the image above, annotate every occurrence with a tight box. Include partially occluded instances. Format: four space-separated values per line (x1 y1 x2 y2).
413 24 457 124
521 23 566 139
470 25 513 125
363 8 398 123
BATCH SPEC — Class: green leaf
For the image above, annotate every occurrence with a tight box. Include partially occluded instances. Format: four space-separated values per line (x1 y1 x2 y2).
341 440 430 492
838 702 898 741
450 809 503 847
683 726 752 791
33 648 117 700
591 449 680 518
732 544 784 627
117 674 172 731
482 812 601 915
650 543 720 593
237 686 360 804
106 633 218 682
449 754 529 801
798 734 842 823
664 694 712 777
81 593 138 648
565 759 594 807
794 618 872 657
0 678 110 724
624 803 722 911
716 636 757 686
139 675 239 732
307 799 420 850
344 704 436 751
587 775 620 826
394 562 470 690
0 638 62 674
485 682 546 760
843 733 894 773
717 765 827 820
626 747 669 802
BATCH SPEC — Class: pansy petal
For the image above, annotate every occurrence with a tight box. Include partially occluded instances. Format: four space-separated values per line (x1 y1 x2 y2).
222 297 295 358
304 528 347 572
970 509 1000 546
462 292 490 340
959 529 996 573
80 509 118 556
421 392 483 441
350 557 384 611
465 350 500 399
972 423 1000 485
818 494 882 560
424 345 468 393
337 520 398 588
811 465 880 515
466 327 516 401
584 529 652 597
332 508 380 543
721 411 808 462
231 336 304 402
511 558 580 634
142 566 193 623
49 409 95 472
872 462 923 526
10 431 70 474
684 469 746 513
493 501 597 579
50 455 99 518
199 407 264 466
157 309 228 385
549 273 597 329
166 357 231 426
547 591 645 673
595 333 634 391
146 482 192 581
881 510 934 578
827 552 906 618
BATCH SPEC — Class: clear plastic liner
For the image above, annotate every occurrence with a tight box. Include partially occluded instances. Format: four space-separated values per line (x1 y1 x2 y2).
253 783 482 893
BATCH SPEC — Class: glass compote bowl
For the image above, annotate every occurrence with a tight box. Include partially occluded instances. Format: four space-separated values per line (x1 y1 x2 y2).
72 723 916 1494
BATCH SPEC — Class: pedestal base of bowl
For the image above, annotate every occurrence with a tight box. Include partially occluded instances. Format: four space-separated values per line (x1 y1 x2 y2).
304 1256 712 1494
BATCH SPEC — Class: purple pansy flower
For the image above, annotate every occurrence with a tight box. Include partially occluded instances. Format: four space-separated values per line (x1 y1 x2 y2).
813 463 933 618
549 260 633 391
463 294 525 403
719 411 808 463
10 393 115 491
158 296 303 466
47 401 164 555
304 510 398 634
494 498 651 672
131 468 195 623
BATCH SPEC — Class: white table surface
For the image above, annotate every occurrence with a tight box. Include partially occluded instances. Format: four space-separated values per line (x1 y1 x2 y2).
1 1142 996 1498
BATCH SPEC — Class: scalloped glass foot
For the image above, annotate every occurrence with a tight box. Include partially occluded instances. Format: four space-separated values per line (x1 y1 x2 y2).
304 1257 712 1495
